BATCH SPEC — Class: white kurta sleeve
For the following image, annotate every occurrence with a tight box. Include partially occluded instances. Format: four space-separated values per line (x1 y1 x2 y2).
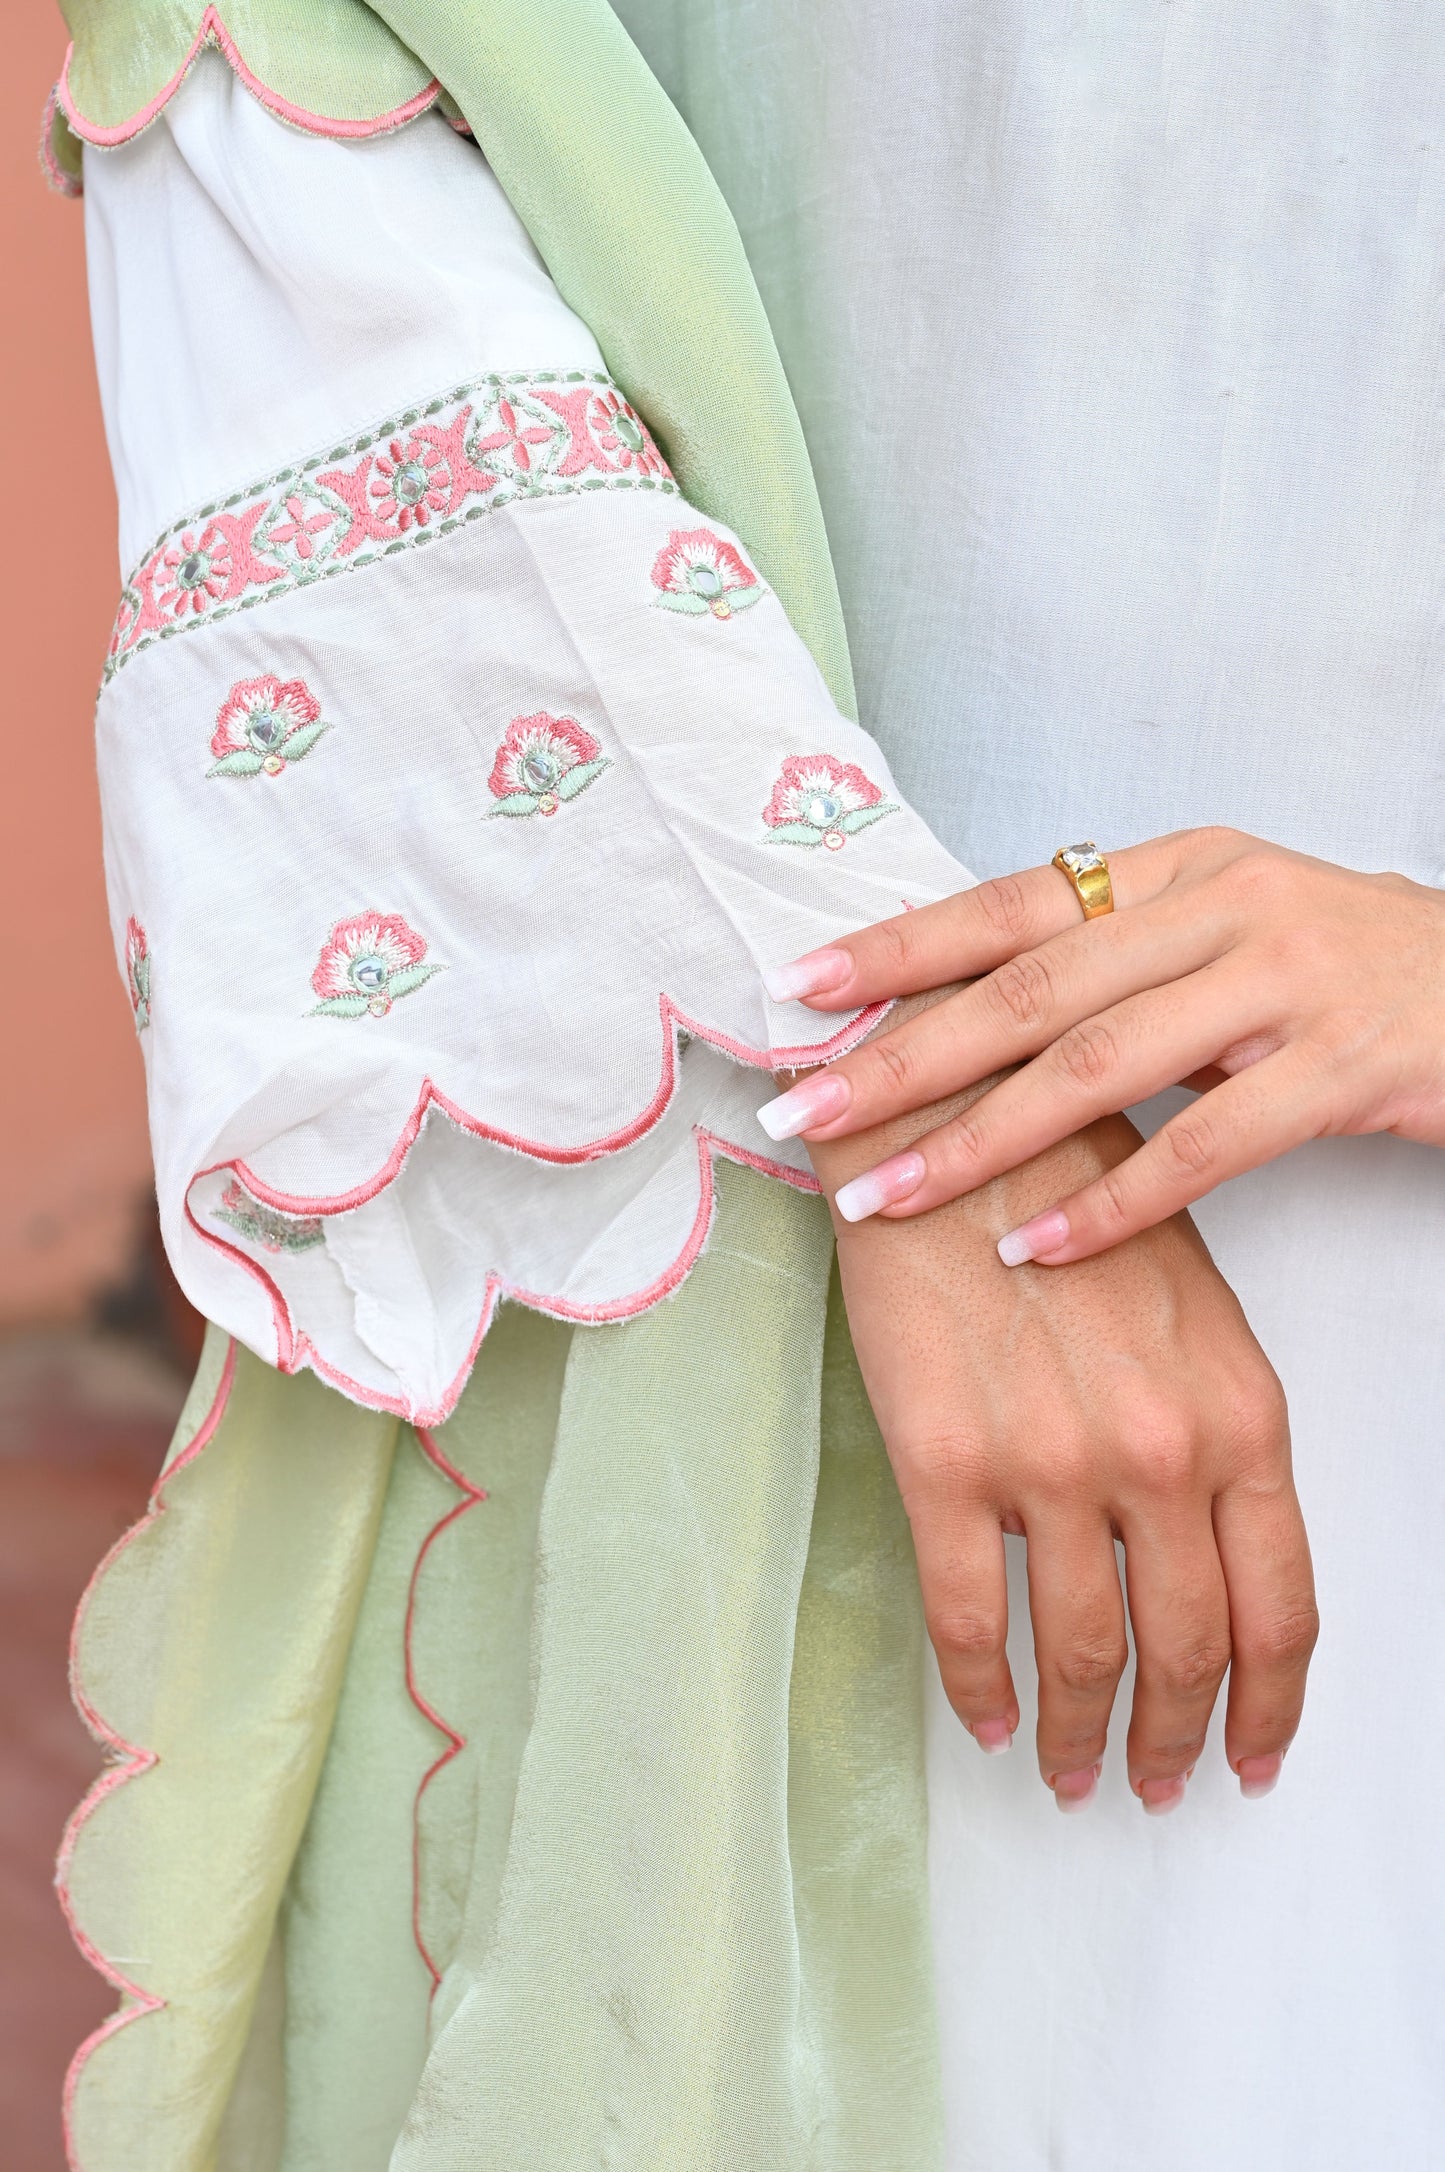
82 49 974 1421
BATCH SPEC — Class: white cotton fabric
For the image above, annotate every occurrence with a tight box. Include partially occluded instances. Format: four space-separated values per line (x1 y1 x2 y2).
615 5 1445 2167
82 51 970 1421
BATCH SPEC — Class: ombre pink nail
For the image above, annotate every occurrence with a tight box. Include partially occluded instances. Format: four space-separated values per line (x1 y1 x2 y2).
1053 1764 1100 1813
834 1152 926 1223
761 948 854 1003
997 1209 1071 1267
1238 1752 1284 1800
972 1718 1014 1756
756 1071 852 1141
1140 1774 1189 1816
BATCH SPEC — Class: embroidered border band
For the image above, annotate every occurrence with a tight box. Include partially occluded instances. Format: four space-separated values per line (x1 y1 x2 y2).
104 372 676 685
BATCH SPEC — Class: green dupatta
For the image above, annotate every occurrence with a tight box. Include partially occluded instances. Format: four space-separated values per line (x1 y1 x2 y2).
58 8 941 2167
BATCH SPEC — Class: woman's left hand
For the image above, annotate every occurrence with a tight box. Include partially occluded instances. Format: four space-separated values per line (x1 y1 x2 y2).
756 827 1445 1262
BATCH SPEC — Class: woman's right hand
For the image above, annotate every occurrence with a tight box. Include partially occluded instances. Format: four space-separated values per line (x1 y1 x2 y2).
806 1063 1318 1812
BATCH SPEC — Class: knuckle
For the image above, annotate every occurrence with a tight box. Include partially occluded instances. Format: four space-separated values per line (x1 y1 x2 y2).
873 913 914 977
1118 1404 1201 1493
928 1603 1007 1668
1054 1015 1123 1091
986 953 1055 1033
976 873 1033 945
1151 1637 1231 1700
1090 1164 1136 1237
1242 1604 1320 1673
1053 1638 1129 1697
1220 1374 1290 1462
1160 1107 1220 1181
865 1031 918 1101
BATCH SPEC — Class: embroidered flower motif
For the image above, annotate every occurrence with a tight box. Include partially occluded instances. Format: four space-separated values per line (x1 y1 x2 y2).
207 675 329 778
650 527 764 618
157 527 231 619
214 1180 325 1255
472 396 556 476
124 918 151 1033
592 390 667 476
309 912 441 1019
486 712 610 818
369 432 450 530
266 491 337 562
761 754 900 852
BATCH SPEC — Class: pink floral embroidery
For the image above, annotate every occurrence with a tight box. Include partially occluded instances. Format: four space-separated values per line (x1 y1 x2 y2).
214 1179 324 1254
472 396 556 475
309 912 441 1019
105 375 676 684
592 390 668 476
124 918 151 1032
651 528 764 619
368 431 451 531
208 674 329 778
266 493 335 561
157 527 231 619
486 712 610 818
761 754 900 852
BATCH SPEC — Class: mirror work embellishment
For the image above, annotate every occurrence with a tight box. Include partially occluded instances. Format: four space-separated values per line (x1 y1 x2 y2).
125 918 151 1032
208 675 329 777
213 1180 325 1255
650 528 765 618
104 375 676 686
761 755 900 852
487 713 610 818
309 913 442 1020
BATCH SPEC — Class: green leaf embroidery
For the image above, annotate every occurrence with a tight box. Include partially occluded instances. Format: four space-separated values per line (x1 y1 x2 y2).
726 583 764 612
839 802 900 834
488 792 540 817
654 592 710 615
309 994 370 1019
207 750 266 778
386 962 443 999
279 722 330 762
554 758 611 801
766 822 825 846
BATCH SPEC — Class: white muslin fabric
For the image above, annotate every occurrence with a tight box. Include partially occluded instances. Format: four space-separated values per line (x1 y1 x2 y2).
82 52 970 1420
615 4 1445 2167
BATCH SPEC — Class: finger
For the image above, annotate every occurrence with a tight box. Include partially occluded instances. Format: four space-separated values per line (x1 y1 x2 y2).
1214 1459 1318 1800
759 892 1226 1145
993 1041 1338 1265
760 836 1184 1010
912 1504 1020 1753
1118 1499 1232 1813
1023 1509 1129 1811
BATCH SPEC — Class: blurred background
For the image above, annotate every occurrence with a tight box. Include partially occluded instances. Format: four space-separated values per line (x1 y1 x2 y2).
2 13 201 2165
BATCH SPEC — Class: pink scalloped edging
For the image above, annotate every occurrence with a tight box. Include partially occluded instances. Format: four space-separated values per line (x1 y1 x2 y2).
204 992 885 1219
55 1341 240 2172
39 84 83 198
57 9 441 149
186 1126 820 1427
405 1427 487 1995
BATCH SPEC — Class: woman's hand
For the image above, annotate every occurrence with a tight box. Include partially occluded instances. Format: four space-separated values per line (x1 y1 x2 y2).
759 827 1445 1263
806 1057 1318 1813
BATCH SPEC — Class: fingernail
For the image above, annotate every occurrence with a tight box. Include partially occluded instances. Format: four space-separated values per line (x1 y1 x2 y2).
756 1070 852 1142
762 948 854 1003
1140 1774 1188 1816
1053 1764 1100 1813
834 1152 927 1223
971 1718 1014 1756
1238 1752 1283 1800
997 1209 1071 1268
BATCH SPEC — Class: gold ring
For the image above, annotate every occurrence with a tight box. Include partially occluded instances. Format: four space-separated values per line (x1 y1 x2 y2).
1051 842 1114 919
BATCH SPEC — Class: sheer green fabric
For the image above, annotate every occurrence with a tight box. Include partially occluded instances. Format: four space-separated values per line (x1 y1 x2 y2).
58 1 436 132
66 1172 940 2169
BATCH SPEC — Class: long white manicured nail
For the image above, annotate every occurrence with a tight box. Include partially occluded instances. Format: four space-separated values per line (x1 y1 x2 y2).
762 948 853 1003
757 1071 852 1141
997 1209 1071 1267
834 1152 926 1222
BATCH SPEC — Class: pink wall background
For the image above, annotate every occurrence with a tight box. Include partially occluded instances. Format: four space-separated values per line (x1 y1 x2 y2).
1 11 155 1324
